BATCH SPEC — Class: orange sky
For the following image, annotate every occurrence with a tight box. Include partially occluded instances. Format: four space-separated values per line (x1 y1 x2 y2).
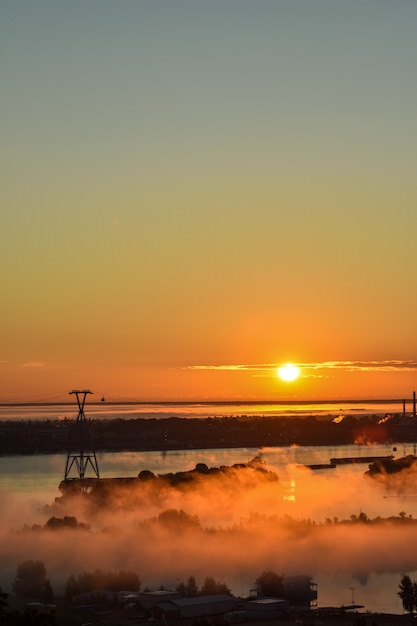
1 2 416 403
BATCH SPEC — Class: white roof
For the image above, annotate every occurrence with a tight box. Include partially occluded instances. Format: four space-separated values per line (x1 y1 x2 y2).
248 598 287 605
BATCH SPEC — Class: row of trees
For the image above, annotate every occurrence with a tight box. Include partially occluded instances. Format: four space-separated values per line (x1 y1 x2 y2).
21 511 417 538
175 575 230 598
65 568 140 601
9 560 282 603
65 569 282 602
168 571 283 600
9 560 417 616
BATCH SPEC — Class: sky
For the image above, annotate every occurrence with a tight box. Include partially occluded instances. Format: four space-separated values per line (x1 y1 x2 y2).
1 1 417 402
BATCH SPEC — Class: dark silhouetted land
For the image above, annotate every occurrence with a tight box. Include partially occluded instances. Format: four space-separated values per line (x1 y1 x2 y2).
1 412 417 455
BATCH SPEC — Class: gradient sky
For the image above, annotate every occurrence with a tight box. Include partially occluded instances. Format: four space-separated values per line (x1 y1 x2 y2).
1 1 416 402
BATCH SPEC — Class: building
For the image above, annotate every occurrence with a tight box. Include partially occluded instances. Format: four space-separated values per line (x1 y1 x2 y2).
148 593 235 620
245 597 290 618
137 590 182 610
283 575 317 608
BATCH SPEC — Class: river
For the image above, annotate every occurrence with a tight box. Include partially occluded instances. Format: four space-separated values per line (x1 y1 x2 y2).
0 398 411 422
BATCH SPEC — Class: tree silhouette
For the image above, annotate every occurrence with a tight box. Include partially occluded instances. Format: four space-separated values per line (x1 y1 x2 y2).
44 516 90 531
12 560 52 601
157 509 201 532
0 591 9 621
41 580 54 604
186 576 199 597
176 581 187 596
255 571 283 598
64 568 140 601
65 574 79 603
398 575 417 614
200 576 231 596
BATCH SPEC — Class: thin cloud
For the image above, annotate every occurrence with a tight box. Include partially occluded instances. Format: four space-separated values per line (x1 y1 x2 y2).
21 362 46 368
186 364 274 372
309 360 417 372
185 360 417 377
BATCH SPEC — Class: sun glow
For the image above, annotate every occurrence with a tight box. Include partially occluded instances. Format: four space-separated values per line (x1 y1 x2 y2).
277 363 300 382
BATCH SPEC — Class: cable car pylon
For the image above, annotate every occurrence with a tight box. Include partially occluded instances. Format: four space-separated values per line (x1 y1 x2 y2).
64 389 100 482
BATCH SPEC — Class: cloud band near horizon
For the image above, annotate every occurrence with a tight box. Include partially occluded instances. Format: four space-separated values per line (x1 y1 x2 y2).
185 360 417 376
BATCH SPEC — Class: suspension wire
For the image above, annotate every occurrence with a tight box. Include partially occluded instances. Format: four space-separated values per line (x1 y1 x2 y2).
0 390 75 404
0 390 148 405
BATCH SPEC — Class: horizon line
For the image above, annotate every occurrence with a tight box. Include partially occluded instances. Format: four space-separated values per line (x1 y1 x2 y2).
0 397 414 408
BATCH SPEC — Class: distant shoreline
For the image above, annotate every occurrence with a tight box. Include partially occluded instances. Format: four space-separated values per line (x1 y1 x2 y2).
0 398 405 407
0 410 415 456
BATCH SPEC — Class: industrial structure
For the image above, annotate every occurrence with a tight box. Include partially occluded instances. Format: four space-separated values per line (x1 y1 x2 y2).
64 389 100 482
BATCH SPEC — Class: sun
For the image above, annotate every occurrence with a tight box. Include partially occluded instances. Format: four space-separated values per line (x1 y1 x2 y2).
277 363 300 382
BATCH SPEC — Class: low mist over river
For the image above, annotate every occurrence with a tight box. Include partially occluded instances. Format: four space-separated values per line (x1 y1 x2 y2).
2 443 417 614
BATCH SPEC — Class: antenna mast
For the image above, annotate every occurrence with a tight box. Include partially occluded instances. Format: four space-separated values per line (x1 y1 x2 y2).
65 389 100 481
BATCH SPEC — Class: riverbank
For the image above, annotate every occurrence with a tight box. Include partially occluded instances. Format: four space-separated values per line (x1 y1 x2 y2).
3 596 410 626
